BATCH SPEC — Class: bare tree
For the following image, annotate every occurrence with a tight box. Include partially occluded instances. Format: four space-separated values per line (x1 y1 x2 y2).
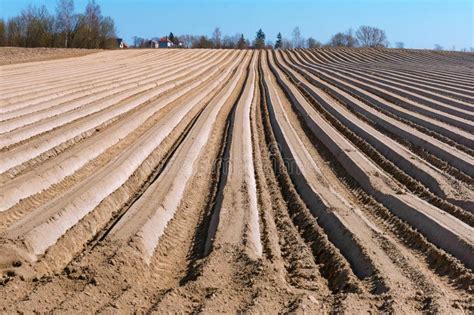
133 36 145 48
355 25 388 47
212 27 221 48
282 38 293 49
56 0 74 47
395 41 404 49
306 37 321 48
329 33 345 47
6 17 23 47
292 26 302 48
3 0 117 49
346 29 358 47
230 33 242 47
222 35 239 49
99 16 116 48
192 35 213 48
20 5 54 47
434 44 443 51
222 35 230 48
329 29 358 47
0 19 5 46
83 0 102 48
178 34 194 48
138 38 150 48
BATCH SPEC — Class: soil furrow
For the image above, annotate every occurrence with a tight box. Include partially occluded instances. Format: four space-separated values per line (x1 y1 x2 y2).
0 48 472 314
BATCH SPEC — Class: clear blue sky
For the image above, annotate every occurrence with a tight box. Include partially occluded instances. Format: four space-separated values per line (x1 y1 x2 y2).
1 0 473 49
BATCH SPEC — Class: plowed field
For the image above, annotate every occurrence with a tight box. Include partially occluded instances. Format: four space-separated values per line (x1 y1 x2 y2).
0 48 473 313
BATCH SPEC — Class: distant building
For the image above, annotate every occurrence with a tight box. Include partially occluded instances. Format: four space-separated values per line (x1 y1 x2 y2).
159 37 173 48
141 37 185 49
157 37 184 48
115 38 128 49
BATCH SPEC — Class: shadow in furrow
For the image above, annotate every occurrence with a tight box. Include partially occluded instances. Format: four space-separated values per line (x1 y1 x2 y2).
87 106 208 250
176 57 252 286
257 53 366 294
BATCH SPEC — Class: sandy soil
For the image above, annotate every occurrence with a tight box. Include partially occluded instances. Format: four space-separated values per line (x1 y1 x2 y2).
0 47 101 66
0 48 472 313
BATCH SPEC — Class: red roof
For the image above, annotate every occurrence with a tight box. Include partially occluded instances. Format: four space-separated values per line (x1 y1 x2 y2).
159 37 171 43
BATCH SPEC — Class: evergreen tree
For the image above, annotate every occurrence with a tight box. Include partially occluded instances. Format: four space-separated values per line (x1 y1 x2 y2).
237 34 247 49
169 32 174 42
255 28 265 49
274 32 282 49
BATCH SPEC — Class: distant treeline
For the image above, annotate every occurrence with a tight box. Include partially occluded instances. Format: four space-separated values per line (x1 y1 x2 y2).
2 2 469 52
140 27 472 51
0 0 117 49
134 29 261 49
134 26 392 49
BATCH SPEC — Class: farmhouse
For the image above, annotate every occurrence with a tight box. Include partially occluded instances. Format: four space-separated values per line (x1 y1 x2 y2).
156 37 184 48
159 37 173 48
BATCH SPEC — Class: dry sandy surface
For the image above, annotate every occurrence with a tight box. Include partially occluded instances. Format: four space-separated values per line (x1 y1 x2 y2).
0 48 473 313
0 47 101 66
